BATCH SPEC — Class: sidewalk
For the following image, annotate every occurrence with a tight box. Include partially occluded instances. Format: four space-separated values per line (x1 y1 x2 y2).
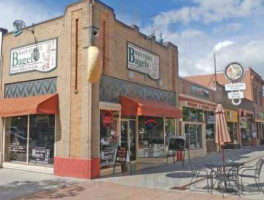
99 146 264 190
13 180 250 200
0 146 263 200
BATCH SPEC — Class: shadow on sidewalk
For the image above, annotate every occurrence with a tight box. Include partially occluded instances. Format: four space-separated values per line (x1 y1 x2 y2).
0 179 84 200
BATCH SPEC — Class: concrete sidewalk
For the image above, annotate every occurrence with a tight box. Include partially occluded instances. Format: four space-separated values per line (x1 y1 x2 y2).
1 146 263 200
99 146 264 190
13 180 250 200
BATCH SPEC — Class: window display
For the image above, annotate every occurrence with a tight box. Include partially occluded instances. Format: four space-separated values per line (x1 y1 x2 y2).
29 115 55 165
138 116 165 158
4 115 55 166
100 110 119 168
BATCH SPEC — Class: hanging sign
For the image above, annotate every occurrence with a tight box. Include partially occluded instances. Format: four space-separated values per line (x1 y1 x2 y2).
127 43 160 80
224 62 245 105
225 83 246 91
225 62 245 82
10 39 57 74
228 91 244 99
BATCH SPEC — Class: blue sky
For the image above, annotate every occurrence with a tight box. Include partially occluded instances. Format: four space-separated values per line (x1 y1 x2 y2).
1 0 264 77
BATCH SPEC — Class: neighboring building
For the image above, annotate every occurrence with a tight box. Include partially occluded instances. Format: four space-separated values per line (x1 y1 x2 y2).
185 68 264 148
0 0 181 179
179 78 217 157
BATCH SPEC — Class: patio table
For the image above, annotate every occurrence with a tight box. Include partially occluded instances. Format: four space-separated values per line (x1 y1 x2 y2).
205 162 244 196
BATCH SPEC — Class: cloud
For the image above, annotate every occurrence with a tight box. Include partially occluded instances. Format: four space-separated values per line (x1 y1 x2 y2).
152 0 264 29
179 40 264 76
0 0 61 31
213 23 242 33
213 40 235 52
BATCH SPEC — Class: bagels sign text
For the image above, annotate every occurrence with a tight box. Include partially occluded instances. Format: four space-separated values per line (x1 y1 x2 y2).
10 39 57 74
127 43 159 80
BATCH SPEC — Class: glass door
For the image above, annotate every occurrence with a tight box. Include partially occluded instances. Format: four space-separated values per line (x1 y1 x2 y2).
121 120 136 161
185 124 203 149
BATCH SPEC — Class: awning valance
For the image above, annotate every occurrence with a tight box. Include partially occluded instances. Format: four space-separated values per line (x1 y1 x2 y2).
0 94 58 117
120 96 182 119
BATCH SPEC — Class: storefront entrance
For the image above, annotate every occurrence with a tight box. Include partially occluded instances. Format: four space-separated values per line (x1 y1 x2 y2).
121 120 136 161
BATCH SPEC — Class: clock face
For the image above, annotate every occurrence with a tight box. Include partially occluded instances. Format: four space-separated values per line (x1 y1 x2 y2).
225 63 244 82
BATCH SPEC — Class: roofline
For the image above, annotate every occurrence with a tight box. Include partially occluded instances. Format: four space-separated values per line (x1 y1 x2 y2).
4 15 64 36
179 76 216 92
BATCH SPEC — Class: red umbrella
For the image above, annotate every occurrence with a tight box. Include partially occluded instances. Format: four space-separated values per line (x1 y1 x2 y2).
215 104 232 163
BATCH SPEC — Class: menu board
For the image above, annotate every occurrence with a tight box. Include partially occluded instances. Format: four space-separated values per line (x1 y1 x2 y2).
168 138 185 151
115 146 128 164
31 147 50 164
100 145 117 167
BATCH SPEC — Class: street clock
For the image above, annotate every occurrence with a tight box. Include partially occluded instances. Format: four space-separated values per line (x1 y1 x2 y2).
224 62 245 82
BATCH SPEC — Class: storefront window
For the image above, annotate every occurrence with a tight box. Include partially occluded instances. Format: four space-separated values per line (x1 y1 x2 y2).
29 115 55 165
165 118 176 136
100 110 119 169
183 107 203 122
227 122 238 143
183 107 190 121
4 115 55 166
138 117 164 158
206 112 215 140
185 124 203 149
5 116 28 163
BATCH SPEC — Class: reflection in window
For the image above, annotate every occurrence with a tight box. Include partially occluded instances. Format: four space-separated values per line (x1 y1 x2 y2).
138 117 164 158
183 107 204 122
4 115 55 166
5 116 28 163
185 124 202 149
100 110 119 169
29 115 55 165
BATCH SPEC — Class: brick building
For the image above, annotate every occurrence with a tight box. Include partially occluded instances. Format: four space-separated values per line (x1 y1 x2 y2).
185 68 264 147
0 0 181 179
179 78 217 157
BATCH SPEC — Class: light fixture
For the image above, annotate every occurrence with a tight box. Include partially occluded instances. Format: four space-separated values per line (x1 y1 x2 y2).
13 20 39 61
13 20 26 37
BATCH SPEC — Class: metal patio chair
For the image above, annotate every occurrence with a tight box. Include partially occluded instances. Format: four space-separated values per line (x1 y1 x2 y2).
238 158 264 194
189 160 212 192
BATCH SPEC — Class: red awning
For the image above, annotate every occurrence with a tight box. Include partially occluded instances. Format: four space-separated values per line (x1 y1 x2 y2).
0 94 58 117
120 96 182 118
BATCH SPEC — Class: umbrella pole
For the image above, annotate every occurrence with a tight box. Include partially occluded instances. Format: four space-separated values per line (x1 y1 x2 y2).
222 146 225 163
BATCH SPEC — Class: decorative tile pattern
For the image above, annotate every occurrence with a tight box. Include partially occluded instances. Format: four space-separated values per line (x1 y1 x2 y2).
100 75 176 105
5 77 57 98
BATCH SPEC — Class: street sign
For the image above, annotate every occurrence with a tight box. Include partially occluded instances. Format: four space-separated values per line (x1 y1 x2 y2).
225 83 246 91
228 91 244 99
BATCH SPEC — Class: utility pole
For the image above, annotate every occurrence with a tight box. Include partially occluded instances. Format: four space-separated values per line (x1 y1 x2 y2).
214 52 219 103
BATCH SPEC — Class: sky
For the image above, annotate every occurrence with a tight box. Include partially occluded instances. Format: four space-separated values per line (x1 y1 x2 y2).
1 0 264 77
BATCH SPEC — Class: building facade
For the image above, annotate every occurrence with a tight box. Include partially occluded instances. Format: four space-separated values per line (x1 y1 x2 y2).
0 0 181 179
185 68 264 148
179 78 217 157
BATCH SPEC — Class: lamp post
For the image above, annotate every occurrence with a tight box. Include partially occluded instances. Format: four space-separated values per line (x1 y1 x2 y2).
13 20 39 61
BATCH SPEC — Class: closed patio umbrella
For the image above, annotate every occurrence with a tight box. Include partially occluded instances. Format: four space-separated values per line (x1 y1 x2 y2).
215 104 232 163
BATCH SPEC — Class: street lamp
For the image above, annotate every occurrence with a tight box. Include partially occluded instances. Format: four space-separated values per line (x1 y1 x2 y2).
13 20 39 61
